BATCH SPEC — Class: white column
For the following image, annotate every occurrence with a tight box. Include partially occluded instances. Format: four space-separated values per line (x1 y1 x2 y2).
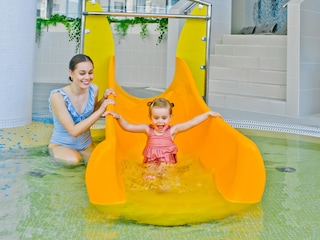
0 1 36 128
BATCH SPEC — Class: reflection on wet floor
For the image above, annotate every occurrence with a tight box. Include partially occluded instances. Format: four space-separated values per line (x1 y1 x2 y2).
1 125 320 239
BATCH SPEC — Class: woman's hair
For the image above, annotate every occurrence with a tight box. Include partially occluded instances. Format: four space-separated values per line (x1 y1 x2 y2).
68 54 94 81
147 98 174 115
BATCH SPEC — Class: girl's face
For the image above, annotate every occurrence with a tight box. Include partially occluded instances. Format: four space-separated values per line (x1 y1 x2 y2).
69 61 94 88
150 106 172 134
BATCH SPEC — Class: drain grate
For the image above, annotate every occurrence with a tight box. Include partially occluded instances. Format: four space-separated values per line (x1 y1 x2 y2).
276 166 296 173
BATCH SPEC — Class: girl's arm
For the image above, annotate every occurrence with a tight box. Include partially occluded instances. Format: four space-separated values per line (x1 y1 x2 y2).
171 111 221 135
105 111 148 133
50 92 115 137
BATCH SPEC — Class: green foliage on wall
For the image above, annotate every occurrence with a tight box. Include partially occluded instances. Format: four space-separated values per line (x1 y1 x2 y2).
36 14 81 52
36 14 168 53
107 17 168 44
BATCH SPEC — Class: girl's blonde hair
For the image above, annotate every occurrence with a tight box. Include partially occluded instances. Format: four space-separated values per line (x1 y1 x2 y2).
147 98 174 115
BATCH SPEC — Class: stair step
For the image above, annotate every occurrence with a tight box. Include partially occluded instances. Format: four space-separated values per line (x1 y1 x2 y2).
222 34 287 46
209 79 286 100
209 34 288 115
214 44 286 59
211 55 287 71
210 66 286 85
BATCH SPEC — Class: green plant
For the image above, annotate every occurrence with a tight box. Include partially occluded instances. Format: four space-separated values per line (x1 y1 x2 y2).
137 18 149 40
155 18 168 45
109 17 132 39
36 15 168 51
68 18 81 53
107 16 168 44
36 14 81 53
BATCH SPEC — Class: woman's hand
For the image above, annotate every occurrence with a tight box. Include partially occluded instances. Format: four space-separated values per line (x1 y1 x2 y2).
94 88 116 113
99 99 115 115
103 88 116 99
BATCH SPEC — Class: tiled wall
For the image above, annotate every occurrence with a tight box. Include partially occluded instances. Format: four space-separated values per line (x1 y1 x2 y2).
299 0 320 116
34 24 78 84
286 0 320 117
33 23 168 89
0 1 36 128
113 24 168 88
210 0 232 48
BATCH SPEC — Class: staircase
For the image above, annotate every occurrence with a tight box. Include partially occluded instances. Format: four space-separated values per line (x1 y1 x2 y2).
208 34 287 116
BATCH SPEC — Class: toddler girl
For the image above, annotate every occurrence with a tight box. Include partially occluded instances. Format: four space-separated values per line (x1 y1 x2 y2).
106 98 221 164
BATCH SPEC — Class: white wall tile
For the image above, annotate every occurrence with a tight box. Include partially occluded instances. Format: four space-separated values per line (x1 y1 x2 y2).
301 37 320 63
300 63 320 89
299 89 320 115
268 46 287 59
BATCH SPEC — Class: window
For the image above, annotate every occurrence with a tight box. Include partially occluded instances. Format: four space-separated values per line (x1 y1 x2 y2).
37 0 179 18
37 0 81 18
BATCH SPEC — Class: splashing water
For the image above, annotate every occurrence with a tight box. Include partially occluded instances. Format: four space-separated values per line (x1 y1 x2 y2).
102 156 254 226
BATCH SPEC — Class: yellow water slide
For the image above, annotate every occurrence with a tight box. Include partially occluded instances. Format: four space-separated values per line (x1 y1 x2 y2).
84 1 266 225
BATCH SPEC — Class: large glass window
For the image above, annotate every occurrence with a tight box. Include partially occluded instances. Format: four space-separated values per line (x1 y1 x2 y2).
37 0 81 18
37 0 179 18
100 0 179 13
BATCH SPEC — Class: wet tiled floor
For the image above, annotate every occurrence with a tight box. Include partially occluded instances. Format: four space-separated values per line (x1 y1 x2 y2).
1 124 320 239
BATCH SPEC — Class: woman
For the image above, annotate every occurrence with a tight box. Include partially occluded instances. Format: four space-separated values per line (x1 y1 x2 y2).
48 54 115 164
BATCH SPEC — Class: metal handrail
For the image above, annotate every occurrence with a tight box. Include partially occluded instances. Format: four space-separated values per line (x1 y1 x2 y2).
82 11 209 19
81 0 212 102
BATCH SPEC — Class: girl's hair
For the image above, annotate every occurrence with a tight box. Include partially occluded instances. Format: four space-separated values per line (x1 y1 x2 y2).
68 54 94 81
147 98 174 115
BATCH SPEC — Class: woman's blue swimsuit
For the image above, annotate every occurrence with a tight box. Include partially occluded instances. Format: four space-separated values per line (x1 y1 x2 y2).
49 85 95 151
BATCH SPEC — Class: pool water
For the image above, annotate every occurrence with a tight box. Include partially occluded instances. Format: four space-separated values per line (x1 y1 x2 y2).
1 128 320 239
111 157 254 226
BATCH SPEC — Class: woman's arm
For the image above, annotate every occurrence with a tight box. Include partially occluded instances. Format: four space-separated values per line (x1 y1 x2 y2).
106 111 148 133
171 111 221 135
50 92 114 137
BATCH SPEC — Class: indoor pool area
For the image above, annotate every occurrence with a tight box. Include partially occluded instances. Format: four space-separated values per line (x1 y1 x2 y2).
1 86 320 239
2 0 320 238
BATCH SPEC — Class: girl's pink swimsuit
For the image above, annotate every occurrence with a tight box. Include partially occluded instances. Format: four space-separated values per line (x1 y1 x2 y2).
143 125 178 164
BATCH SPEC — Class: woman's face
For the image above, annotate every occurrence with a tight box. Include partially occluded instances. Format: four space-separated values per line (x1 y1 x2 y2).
69 61 94 88
150 106 172 134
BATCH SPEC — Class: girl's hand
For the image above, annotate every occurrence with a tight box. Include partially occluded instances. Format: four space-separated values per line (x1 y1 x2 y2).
103 88 116 99
102 110 120 119
209 111 222 117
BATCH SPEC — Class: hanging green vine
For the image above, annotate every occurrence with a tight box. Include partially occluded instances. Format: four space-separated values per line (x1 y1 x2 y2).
137 18 149 40
36 14 168 52
36 14 81 53
155 18 168 45
68 18 81 53
107 16 168 44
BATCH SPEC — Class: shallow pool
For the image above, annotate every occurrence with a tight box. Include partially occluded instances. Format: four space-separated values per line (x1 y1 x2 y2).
1 128 320 239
